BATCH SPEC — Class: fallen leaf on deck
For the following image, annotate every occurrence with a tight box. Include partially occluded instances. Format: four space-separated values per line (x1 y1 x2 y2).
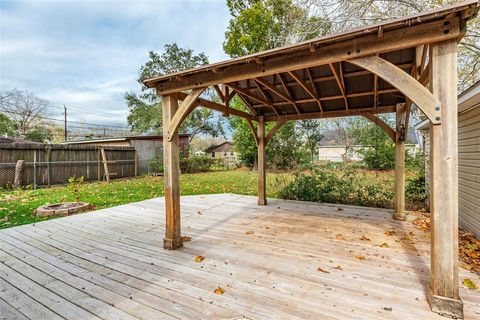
384 231 396 236
182 236 192 242
336 234 345 240
334 265 343 271
379 243 389 248
214 286 225 295
360 235 371 241
355 255 366 260
317 267 330 273
463 278 477 290
195 256 205 263
245 231 254 235
337 207 344 211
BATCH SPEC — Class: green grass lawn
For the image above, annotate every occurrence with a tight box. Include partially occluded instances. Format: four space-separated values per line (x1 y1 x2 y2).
0 168 405 229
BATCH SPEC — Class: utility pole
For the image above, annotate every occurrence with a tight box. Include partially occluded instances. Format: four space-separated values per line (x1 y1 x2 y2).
64 105 67 142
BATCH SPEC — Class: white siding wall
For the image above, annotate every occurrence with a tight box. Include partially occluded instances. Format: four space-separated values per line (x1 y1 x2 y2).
458 106 480 237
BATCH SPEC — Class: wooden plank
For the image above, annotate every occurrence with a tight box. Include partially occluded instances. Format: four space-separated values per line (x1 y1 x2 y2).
265 105 396 121
394 104 406 221
167 87 205 141
428 39 462 318
100 148 109 183
288 71 323 112
0 298 29 320
162 95 182 250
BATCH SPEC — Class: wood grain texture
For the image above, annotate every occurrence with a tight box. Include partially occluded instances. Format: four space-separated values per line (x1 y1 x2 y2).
1 194 479 320
257 116 267 206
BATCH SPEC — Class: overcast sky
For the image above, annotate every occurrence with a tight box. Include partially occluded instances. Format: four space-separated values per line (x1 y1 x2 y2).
0 0 230 127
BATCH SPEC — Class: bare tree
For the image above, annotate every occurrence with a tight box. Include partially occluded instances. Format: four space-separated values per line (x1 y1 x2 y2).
296 0 480 90
331 118 354 162
0 89 50 136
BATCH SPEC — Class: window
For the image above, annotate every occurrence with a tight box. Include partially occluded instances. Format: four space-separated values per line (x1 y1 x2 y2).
212 152 215 158
224 152 227 156
230 152 234 156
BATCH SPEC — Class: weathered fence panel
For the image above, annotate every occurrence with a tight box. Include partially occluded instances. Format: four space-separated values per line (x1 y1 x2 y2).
0 143 136 188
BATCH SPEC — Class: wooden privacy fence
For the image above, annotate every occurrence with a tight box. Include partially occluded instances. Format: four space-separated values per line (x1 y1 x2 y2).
0 143 137 188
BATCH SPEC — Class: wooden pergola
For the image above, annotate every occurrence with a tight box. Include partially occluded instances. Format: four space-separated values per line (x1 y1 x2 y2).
144 1 479 318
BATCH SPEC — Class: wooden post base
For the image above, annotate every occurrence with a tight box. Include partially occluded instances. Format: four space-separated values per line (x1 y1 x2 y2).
427 287 463 319
258 198 267 206
163 238 183 250
393 212 406 221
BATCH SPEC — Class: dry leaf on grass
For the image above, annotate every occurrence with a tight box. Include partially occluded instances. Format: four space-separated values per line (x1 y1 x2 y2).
195 256 205 263
379 243 389 248
181 236 192 242
214 286 225 295
463 278 477 290
317 267 330 273
360 235 371 241
334 265 343 271
336 234 345 240
356 255 366 261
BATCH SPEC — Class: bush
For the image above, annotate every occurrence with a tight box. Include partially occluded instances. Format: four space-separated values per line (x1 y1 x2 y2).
181 155 217 173
148 159 164 174
406 170 427 207
277 166 394 208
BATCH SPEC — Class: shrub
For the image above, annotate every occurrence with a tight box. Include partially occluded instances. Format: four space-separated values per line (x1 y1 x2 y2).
277 166 394 208
148 159 164 174
68 176 84 202
406 171 427 207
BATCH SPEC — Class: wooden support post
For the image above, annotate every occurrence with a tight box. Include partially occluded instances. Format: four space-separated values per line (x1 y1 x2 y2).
14 160 24 189
394 104 406 221
100 148 110 183
162 95 183 250
427 40 462 319
257 116 267 206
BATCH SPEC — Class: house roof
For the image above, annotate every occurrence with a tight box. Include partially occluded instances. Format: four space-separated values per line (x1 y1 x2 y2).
143 1 478 123
0 136 41 144
63 134 191 145
204 141 233 153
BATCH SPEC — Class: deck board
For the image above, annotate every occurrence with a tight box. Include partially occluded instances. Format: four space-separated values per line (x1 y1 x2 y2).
1 194 479 319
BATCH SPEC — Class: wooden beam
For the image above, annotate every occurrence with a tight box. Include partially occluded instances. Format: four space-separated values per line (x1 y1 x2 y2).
264 105 396 121
393 103 406 221
253 80 279 116
288 71 323 112
246 119 259 146
257 116 267 206
235 91 258 116
306 68 323 111
213 85 224 102
349 55 441 124
162 95 182 250
175 91 255 120
227 83 271 107
255 77 295 105
427 39 462 319
167 88 205 141
265 119 287 145
251 88 399 107
277 74 301 114
362 113 395 142
329 62 348 109
151 18 460 94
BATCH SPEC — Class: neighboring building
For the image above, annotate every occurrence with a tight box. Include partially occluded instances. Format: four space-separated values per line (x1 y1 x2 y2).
64 134 190 174
205 141 236 159
0 136 41 144
416 81 480 237
317 130 420 162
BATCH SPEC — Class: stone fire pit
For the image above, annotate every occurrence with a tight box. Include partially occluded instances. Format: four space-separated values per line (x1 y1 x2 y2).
35 202 91 217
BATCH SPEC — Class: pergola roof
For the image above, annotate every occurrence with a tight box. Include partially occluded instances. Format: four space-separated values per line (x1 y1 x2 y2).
145 0 478 122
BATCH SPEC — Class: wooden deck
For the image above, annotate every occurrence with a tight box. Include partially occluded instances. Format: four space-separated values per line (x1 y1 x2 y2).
1 194 479 320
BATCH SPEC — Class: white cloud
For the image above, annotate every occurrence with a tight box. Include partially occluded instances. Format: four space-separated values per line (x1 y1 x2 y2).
0 0 231 126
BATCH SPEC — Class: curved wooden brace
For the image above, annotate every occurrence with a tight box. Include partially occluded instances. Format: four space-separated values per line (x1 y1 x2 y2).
362 113 395 142
349 56 441 124
265 120 288 145
246 118 259 146
167 88 206 141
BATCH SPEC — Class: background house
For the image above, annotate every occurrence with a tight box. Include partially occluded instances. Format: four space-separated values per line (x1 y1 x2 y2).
204 141 237 168
65 134 190 174
416 81 480 237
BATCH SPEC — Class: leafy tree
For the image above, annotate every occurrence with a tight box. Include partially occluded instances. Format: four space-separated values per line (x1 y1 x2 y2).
25 125 52 143
348 116 396 170
0 114 15 136
224 0 329 168
126 44 224 142
298 120 324 162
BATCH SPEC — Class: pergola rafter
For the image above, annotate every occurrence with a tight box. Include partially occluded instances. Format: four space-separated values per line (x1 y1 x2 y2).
144 2 479 318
